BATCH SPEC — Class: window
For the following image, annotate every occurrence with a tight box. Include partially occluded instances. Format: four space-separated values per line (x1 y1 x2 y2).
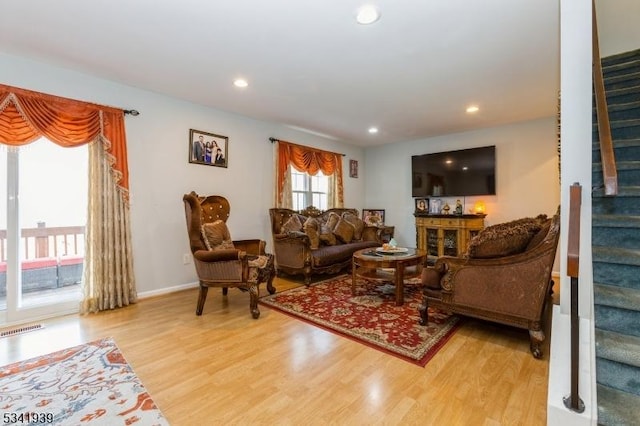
0 138 86 323
291 170 329 211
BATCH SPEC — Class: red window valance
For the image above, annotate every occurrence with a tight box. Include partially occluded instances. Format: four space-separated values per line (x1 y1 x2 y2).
276 140 343 196
0 83 130 199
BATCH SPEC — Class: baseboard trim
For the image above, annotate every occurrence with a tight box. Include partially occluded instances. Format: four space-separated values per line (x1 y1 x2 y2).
137 281 199 300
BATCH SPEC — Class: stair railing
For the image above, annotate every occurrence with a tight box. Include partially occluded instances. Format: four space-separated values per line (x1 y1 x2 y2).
563 183 585 413
592 0 618 196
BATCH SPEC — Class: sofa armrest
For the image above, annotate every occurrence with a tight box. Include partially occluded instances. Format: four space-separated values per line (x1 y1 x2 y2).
439 253 555 319
273 232 310 245
194 249 243 262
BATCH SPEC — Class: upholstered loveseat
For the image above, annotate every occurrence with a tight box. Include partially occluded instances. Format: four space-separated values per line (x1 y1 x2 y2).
269 206 386 285
419 208 560 358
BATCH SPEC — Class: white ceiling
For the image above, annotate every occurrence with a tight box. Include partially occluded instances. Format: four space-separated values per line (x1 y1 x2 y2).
0 0 560 147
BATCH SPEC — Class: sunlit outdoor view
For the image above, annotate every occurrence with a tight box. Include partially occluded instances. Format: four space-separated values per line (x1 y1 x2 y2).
0 139 87 315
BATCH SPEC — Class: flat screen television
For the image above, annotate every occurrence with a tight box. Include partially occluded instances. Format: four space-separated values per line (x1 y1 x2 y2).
411 146 496 197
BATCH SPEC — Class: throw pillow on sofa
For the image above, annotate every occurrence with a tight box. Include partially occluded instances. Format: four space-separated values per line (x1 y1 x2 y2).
281 214 303 234
467 217 544 259
303 217 321 249
333 217 355 243
201 220 235 250
319 221 337 246
342 212 365 240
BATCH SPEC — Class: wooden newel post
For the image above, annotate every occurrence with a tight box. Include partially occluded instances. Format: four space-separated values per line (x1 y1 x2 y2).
563 183 585 412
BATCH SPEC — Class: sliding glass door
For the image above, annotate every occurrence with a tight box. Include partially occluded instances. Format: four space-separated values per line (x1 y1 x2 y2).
0 139 87 325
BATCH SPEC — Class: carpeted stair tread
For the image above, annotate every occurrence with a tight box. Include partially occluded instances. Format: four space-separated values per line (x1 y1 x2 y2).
593 214 640 228
605 85 640 105
592 188 640 215
593 118 640 130
605 71 640 89
594 284 640 313
595 357 640 396
593 160 640 170
592 214 640 249
594 100 640 122
593 262 640 290
592 246 640 266
592 232 640 252
602 59 640 79
593 161 640 189
592 137 640 150
592 185 640 197
592 138 640 163
595 328 640 368
597 384 640 426
595 304 640 338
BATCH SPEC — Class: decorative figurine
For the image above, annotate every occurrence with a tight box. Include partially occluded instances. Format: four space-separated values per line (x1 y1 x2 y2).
442 203 450 214
455 199 463 215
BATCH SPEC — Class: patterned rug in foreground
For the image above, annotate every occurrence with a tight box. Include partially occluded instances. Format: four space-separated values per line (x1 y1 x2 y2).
260 274 461 366
0 337 169 426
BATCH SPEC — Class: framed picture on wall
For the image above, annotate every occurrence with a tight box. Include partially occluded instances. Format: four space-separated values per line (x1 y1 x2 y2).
362 209 385 226
349 159 358 178
189 128 228 168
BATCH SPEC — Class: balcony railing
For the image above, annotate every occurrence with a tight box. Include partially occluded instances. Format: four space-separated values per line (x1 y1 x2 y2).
0 223 85 296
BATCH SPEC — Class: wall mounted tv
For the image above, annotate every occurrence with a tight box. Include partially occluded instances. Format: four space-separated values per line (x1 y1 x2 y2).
411 145 496 197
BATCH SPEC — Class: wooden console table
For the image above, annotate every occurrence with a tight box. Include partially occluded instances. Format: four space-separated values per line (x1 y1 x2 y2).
414 214 485 262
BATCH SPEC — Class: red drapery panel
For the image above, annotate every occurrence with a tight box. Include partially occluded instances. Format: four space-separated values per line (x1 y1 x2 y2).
0 84 130 199
277 140 343 195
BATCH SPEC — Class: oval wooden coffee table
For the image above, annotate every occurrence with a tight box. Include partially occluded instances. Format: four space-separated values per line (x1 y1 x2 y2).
351 247 426 306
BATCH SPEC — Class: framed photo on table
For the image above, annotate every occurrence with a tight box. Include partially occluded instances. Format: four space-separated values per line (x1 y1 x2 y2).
362 209 385 226
415 198 429 213
189 128 228 168
429 199 442 214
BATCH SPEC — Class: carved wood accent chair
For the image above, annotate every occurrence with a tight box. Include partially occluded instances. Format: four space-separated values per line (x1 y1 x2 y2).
419 209 560 358
183 192 275 318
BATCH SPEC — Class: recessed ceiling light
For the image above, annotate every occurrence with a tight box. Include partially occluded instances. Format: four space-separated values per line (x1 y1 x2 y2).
356 5 380 25
462 166 469 171
368 127 379 134
233 78 248 88
466 105 479 113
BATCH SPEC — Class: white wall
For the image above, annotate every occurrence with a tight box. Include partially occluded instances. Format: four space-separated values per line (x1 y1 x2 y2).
0 52 366 295
595 0 640 57
0 51 562 293
364 117 561 251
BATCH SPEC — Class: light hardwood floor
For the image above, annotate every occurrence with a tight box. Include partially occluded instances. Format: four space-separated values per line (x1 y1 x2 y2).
1 276 554 425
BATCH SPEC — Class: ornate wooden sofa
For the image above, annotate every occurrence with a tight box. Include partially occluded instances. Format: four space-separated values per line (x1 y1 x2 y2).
268 206 387 285
419 209 560 358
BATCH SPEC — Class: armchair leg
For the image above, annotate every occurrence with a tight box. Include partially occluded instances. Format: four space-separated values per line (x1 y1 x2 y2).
266 274 276 295
196 285 209 316
222 287 228 296
249 283 260 319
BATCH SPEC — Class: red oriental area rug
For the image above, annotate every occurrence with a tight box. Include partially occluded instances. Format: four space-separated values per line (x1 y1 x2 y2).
0 337 169 426
260 274 461 366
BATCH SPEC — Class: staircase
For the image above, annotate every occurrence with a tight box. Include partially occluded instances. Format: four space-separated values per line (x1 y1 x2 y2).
592 48 640 425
